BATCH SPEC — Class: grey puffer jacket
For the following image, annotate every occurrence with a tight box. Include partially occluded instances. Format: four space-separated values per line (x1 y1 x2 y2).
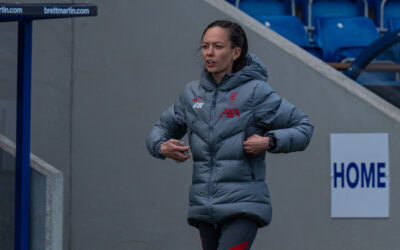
146 54 313 227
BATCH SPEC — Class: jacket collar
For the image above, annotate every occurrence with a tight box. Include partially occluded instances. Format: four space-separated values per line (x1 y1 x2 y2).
200 54 268 91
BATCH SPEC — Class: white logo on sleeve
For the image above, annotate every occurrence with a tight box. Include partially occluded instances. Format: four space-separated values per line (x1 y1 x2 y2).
193 102 204 109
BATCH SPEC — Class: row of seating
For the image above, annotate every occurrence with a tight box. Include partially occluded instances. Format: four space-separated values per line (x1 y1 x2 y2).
226 0 399 62
227 0 400 31
262 15 379 61
228 0 400 106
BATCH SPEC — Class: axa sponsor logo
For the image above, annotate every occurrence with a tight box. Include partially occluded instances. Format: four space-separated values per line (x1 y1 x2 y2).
219 108 240 118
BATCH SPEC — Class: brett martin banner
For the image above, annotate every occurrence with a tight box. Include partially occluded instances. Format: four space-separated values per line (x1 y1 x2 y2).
330 133 389 218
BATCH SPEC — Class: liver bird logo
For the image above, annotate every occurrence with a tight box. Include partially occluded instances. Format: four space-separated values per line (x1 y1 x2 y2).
229 91 238 106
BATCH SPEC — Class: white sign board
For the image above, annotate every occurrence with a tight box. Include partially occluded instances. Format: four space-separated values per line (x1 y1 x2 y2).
330 133 389 218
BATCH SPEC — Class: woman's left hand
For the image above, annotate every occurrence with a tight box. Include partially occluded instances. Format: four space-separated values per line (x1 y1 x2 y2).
243 134 270 155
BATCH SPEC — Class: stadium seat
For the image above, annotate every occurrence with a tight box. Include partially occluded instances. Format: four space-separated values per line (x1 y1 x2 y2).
307 0 367 29
262 16 309 45
259 15 322 58
313 17 379 61
382 0 400 30
388 17 400 31
238 0 294 18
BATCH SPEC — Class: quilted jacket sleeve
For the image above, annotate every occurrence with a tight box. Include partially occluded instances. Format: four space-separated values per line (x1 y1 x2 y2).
253 81 314 153
146 93 187 159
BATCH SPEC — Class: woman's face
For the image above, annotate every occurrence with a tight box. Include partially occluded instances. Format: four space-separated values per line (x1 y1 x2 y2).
201 27 241 83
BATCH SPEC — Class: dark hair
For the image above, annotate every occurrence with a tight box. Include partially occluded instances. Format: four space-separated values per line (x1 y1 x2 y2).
201 20 248 73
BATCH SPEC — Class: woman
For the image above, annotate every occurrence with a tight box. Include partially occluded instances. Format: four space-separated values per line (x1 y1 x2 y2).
146 20 313 250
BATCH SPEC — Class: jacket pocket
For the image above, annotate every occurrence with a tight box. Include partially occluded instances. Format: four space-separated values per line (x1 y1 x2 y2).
241 131 254 181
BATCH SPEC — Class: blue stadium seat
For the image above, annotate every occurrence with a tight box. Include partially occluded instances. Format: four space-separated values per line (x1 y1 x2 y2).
226 0 237 5
388 17 400 31
258 15 323 58
238 0 294 18
313 17 379 61
383 0 400 29
307 0 367 29
262 16 309 45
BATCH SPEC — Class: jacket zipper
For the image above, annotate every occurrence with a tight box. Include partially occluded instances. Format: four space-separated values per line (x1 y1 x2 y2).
208 87 218 206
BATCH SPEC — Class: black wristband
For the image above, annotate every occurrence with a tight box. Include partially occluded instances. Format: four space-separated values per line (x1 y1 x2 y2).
267 134 276 150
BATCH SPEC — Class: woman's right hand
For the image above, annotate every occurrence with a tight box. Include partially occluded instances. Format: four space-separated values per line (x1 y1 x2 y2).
161 139 191 162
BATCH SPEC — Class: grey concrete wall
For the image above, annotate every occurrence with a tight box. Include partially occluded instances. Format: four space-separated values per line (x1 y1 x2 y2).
70 1 207 249
1 0 400 249
0 134 63 250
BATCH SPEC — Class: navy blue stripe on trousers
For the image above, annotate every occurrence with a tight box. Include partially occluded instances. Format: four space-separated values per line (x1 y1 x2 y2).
198 218 258 250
